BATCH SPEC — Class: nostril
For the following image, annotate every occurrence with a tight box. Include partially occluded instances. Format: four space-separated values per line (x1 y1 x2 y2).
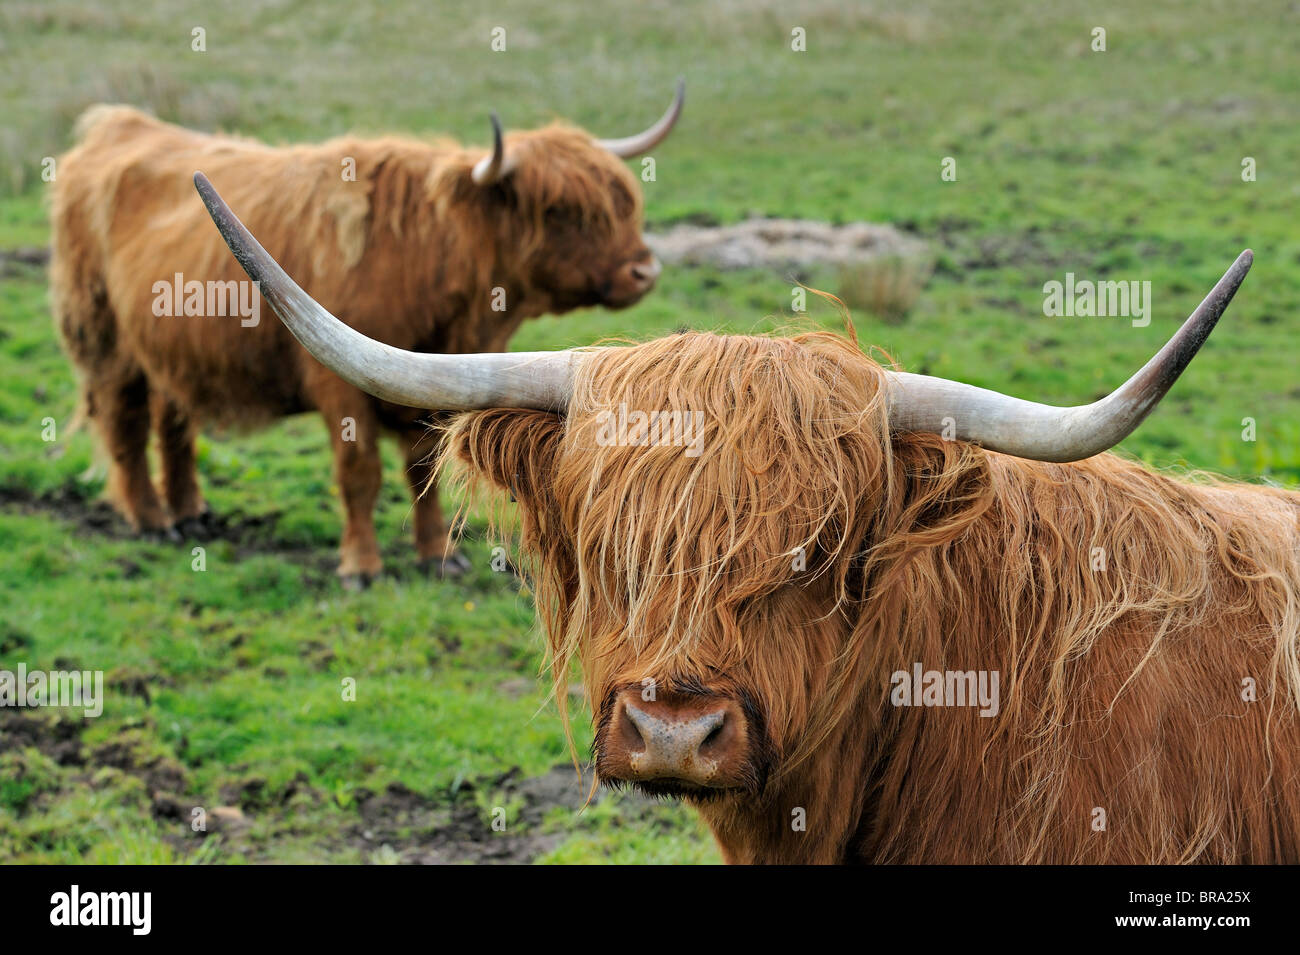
689 710 727 755
618 702 647 752
700 719 725 751
629 258 661 285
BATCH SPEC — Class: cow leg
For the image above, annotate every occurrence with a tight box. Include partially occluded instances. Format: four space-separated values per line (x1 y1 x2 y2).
400 423 469 579
323 400 384 589
153 395 208 533
95 374 170 535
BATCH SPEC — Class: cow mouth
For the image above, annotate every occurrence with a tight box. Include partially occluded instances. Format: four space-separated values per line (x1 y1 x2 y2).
600 776 746 804
547 284 638 312
594 749 772 804
597 284 647 310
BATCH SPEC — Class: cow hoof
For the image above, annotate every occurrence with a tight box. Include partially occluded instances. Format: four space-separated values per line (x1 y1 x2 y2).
340 572 374 592
173 515 214 541
140 525 183 544
422 552 472 579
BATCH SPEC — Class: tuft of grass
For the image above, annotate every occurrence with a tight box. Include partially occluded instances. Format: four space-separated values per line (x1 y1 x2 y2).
835 254 933 324
0 749 62 813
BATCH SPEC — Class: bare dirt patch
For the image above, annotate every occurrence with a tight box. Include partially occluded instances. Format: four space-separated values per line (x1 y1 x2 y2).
0 485 291 552
0 707 650 864
0 246 48 279
647 218 926 271
350 764 652 865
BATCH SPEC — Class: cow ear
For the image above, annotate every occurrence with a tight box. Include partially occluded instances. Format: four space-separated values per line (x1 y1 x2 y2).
449 408 563 506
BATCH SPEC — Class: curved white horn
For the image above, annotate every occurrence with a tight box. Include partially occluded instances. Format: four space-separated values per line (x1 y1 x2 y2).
885 250 1253 462
193 172 577 411
471 112 516 186
597 78 685 158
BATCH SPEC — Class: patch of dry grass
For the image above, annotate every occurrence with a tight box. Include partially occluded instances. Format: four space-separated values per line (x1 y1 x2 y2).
835 254 933 324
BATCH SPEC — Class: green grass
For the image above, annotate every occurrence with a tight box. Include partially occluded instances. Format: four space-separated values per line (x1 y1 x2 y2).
1 0 1298 863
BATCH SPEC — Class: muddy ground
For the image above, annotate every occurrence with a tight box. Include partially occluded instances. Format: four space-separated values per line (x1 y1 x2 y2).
0 486 286 551
0 707 662 864
0 485 659 864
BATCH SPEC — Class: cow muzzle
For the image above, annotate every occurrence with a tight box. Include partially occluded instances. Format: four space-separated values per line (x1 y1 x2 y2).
597 688 757 796
603 254 661 307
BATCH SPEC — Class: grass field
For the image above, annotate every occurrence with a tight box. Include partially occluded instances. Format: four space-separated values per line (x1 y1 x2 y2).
1 0 1297 863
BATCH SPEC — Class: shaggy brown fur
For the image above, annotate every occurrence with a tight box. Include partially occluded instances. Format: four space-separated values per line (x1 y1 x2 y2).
50 105 655 580
444 331 1300 864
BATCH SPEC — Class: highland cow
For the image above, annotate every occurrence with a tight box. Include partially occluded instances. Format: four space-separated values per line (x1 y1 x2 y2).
198 179 1299 864
50 84 682 586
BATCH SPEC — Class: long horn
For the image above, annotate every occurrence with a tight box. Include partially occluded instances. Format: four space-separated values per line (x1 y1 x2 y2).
471 112 516 186
192 172 577 411
597 78 685 158
885 250 1253 462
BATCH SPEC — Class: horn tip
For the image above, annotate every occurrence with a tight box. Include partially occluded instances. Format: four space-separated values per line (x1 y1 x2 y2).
193 171 222 215
1228 248 1253 283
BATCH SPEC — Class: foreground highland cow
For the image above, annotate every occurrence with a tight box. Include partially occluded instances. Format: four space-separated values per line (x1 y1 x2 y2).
197 178 1300 864
51 85 681 585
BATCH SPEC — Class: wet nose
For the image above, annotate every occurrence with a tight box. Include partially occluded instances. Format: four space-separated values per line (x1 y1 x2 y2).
627 256 662 289
602 689 748 788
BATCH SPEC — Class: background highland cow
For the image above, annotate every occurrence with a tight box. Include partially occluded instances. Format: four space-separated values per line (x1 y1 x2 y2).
49 89 679 587
1 0 1298 867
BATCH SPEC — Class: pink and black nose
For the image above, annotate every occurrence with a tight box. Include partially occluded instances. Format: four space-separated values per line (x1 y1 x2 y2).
606 253 661 304
598 688 751 791
626 256 662 290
